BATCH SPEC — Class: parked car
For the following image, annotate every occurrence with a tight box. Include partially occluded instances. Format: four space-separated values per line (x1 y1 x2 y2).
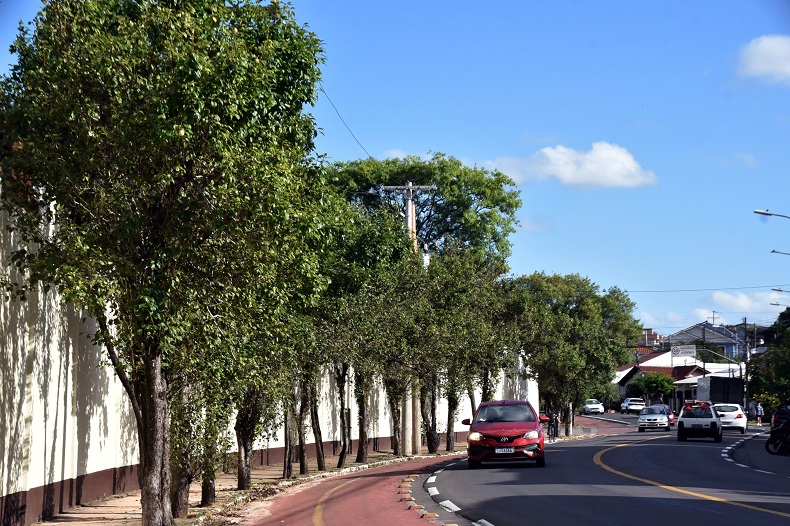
712 403 747 434
462 400 549 469
637 406 671 432
677 401 722 442
771 404 790 430
582 399 605 415
654 404 675 426
620 398 645 414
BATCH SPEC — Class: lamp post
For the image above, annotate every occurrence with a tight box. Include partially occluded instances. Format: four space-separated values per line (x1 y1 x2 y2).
754 209 790 220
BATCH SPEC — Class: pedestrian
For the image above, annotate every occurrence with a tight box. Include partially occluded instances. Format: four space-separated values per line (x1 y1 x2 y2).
550 408 561 439
756 402 764 426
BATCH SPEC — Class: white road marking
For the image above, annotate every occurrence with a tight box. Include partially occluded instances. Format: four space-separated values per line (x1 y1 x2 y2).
439 500 461 512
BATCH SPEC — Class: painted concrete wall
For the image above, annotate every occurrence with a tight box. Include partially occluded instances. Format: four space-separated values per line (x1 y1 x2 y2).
1 223 139 526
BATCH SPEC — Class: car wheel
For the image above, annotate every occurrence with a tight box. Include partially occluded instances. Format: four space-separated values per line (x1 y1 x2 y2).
536 457 545 467
468 459 481 469
665 426 670 432
638 427 645 432
714 431 723 443
766 436 783 455
678 430 686 441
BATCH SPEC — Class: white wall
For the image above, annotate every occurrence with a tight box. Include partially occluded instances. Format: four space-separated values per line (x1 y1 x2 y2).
1 224 138 502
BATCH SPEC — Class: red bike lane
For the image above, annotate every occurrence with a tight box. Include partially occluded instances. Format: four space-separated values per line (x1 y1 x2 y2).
254 455 459 526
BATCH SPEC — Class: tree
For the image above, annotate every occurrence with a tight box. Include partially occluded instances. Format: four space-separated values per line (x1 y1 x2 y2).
328 152 522 258
507 273 641 424
750 308 790 408
628 372 675 403
1 3 324 525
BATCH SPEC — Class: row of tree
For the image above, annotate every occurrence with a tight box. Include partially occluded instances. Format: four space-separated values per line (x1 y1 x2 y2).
0 3 642 526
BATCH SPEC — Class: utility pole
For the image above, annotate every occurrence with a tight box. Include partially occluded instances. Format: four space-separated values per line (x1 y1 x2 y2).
380 181 436 456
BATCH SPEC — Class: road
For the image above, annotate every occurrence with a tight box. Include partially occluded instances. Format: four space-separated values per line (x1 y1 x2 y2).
415 420 790 526
254 416 790 526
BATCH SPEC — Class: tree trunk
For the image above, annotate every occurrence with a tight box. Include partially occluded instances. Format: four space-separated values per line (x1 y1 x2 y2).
467 387 477 415
138 348 175 526
354 371 369 464
282 401 294 479
169 386 192 518
309 381 326 471
234 387 261 490
385 381 403 457
169 460 190 518
446 391 459 452
297 384 309 475
334 363 349 469
200 474 215 508
421 379 439 454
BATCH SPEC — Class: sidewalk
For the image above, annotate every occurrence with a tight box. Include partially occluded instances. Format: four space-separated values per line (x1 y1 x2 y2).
37 446 465 526
36 417 631 526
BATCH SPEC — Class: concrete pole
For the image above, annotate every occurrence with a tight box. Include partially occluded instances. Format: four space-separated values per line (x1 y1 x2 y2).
402 384 413 456
380 181 436 457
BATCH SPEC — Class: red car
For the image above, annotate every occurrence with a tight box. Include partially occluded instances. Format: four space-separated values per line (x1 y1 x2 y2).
461 400 549 469
655 404 676 426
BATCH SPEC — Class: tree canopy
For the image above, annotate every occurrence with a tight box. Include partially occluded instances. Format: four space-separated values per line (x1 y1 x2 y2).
1 2 326 525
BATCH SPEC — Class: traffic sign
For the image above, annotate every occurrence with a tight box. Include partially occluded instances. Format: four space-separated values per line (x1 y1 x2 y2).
671 345 696 357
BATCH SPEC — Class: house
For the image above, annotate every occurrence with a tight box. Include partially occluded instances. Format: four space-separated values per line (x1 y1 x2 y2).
668 321 740 359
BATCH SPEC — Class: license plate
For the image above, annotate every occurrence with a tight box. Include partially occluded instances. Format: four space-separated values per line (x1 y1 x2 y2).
692 424 703 428
495 447 515 454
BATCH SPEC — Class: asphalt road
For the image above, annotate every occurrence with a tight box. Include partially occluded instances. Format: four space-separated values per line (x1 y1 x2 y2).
415 424 790 526
253 416 790 526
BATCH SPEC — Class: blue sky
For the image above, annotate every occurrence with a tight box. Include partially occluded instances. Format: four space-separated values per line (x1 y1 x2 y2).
2 1 790 336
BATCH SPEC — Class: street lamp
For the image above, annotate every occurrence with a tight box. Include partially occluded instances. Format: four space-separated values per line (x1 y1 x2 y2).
770 302 790 308
771 249 790 256
755 209 790 220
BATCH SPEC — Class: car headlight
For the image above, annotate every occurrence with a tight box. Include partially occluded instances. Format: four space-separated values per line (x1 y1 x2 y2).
522 430 539 439
468 432 484 442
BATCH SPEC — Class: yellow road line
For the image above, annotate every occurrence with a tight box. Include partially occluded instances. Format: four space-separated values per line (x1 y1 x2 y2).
312 479 356 526
593 437 790 519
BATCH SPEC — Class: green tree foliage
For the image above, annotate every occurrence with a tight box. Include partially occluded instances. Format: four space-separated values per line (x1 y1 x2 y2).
1 2 325 525
628 372 675 401
327 152 522 257
505 273 641 412
750 308 790 407
421 247 513 449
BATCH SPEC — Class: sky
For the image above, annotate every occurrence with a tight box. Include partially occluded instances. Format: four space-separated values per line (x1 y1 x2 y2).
2 1 790 337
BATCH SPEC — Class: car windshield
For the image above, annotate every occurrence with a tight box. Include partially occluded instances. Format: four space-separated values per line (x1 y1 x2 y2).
715 405 738 412
682 407 713 418
475 405 535 423
586 399 600 404
641 407 664 415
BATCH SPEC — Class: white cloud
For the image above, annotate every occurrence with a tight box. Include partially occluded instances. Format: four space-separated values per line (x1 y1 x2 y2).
738 35 790 85
488 142 657 188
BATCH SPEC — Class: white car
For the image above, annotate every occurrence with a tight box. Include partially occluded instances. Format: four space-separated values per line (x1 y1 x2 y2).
582 399 605 415
620 398 645 414
637 405 671 432
713 403 747 434
677 401 722 442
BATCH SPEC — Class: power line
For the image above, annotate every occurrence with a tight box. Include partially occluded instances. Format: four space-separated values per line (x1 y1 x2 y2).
627 284 790 293
318 82 373 160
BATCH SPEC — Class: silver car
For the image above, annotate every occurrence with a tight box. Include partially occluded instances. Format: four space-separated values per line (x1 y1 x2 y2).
637 405 671 432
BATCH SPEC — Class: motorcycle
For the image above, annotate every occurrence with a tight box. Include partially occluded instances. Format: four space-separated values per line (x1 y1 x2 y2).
765 419 790 455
